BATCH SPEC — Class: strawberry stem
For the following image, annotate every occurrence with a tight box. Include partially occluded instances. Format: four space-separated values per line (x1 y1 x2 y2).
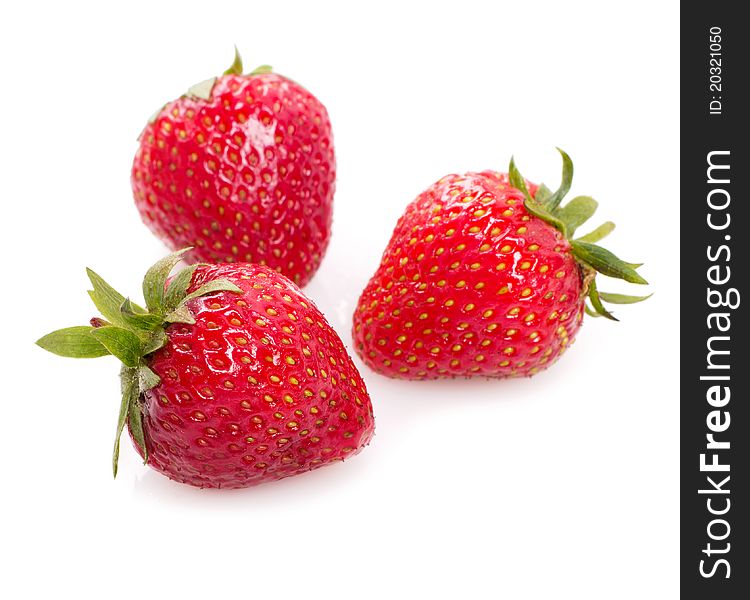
35 249 242 477
509 150 651 320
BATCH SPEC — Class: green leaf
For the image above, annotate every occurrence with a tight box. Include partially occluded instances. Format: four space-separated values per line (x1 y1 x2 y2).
120 298 164 332
164 264 201 312
509 156 568 235
534 183 552 205
128 395 148 464
571 241 648 285
587 280 618 321
113 367 137 478
508 156 534 204
186 77 217 101
541 148 573 211
584 302 601 318
137 365 160 392
86 268 129 327
524 199 568 235
143 329 168 355
142 249 191 314
224 45 244 75
598 291 653 304
555 196 598 236
164 304 196 325
90 326 143 367
249 65 273 75
575 221 616 244
36 326 111 358
181 278 242 305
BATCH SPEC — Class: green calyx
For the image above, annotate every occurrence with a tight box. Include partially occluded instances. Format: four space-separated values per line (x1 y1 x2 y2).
508 149 651 321
35 249 241 477
185 47 273 101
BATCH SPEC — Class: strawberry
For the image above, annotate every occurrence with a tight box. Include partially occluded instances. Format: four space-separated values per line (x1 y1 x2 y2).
352 150 650 379
37 250 374 489
131 49 335 287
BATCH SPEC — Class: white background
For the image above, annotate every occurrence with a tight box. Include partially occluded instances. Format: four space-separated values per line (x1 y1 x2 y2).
1 1 679 598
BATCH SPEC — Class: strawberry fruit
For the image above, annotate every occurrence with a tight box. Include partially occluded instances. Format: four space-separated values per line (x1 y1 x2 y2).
37 250 374 488
132 49 335 287
353 150 650 379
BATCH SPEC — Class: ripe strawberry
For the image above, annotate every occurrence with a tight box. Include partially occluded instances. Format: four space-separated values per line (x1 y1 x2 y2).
353 150 650 379
131 49 335 287
37 250 374 489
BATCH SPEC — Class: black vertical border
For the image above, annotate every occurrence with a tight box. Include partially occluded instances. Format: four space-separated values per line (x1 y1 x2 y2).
681 3 747 598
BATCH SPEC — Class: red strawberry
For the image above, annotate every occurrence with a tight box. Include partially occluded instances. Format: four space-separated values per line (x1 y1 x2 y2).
37 250 374 489
131 49 335 287
353 150 650 379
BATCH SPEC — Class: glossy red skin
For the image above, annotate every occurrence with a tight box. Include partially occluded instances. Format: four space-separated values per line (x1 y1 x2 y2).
131 264 373 489
353 172 585 379
132 73 335 287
